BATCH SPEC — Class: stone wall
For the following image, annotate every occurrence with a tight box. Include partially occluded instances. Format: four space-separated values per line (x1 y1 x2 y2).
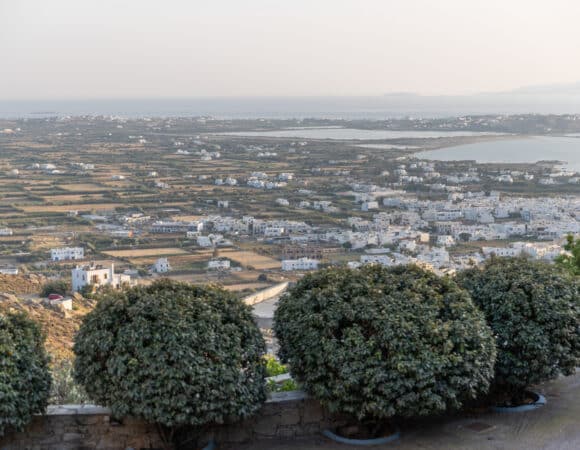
176 391 347 449
0 405 164 450
243 282 289 306
0 391 343 450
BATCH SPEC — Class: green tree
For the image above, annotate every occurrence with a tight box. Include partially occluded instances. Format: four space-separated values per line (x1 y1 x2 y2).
457 257 580 401
459 232 472 242
555 234 580 275
0 312 52 436
274 265 496 424
73 279 266 448
41 279 71 297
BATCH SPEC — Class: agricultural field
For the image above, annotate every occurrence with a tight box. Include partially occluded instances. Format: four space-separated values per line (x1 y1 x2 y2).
102 247 189 258
219 249 282 270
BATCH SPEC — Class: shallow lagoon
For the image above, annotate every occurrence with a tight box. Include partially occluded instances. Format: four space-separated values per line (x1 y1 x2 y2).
220 128 502 140
416 136 580 171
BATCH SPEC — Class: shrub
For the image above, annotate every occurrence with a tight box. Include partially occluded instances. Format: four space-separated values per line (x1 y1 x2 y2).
457 257 580 398
556 234 580 275
274 265 496 422
74 279 266 445
0 312 52 436
267 378 299 393
41 279 70 297
49 359 91 405
264 355 288 377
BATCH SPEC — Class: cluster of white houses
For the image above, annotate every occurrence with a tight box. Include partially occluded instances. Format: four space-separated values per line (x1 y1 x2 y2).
28 172 577 291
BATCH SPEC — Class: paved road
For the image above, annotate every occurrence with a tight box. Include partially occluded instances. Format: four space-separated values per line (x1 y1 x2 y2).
227 371 580 450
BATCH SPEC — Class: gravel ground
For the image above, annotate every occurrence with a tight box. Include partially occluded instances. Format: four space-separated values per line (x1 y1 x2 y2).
226 371 580 450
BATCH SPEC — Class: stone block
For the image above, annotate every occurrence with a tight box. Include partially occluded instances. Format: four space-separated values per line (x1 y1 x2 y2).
253 415 281 437
62 432 85 442
276 425 297 439
279 407 300 426
302 401 324 424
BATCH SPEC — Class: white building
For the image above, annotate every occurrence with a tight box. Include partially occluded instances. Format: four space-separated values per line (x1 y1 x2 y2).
436 235 456 247
361 201 379 211
51 247 84 262
208 259 231 270
71 263 131 292
0 228 13 236
152 258 171 273
282 258 319 271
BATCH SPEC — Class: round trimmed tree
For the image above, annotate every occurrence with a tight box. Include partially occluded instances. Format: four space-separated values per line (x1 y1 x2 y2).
457 257 580 399
274 265 496 422
73 279 266 445
0 311 52 436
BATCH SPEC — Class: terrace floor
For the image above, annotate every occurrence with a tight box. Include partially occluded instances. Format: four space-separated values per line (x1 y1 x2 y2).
227 371 580 450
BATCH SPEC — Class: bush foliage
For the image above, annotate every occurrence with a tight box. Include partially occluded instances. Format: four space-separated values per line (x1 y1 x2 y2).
0 312 52 436
264 355 289 377
73 279 267 430
41 279 70 297
49 359 91 405
274 265 496 421
457 257 580 395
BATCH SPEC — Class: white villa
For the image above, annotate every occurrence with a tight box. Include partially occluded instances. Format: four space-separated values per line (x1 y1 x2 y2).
71 263 131 292
51 247 84 261
0 228 13 236
282 258 319 271
152 258 171 273
208 259 231 270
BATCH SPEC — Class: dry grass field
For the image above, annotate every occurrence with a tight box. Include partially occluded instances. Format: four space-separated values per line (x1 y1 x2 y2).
127 251 213 266
18 203 124 213
41 193 105 202
219 249 281 270
102 247 189 258
59 183 108 192
28 235 64 251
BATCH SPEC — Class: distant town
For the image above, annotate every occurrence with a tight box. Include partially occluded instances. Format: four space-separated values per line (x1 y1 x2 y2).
0 114 579 299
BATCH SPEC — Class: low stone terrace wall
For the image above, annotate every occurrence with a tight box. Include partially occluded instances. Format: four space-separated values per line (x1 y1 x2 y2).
0 391 343 450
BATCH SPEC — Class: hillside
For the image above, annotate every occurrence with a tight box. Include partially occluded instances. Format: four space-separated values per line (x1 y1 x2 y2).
0 273 47 295
0 292 94 364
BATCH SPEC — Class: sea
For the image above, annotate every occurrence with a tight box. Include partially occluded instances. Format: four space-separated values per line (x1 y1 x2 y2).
1 95 580 120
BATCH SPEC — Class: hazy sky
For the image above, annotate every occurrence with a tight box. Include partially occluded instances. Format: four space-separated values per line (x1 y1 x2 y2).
1 0 579 99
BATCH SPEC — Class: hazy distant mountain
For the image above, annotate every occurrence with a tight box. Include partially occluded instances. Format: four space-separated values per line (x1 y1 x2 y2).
378 82 580 116
500 82 580 96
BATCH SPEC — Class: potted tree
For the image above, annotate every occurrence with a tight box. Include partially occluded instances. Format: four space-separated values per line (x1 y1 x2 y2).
0 311 52 437
73 279 267 449
274 265 497 444
457 257 580 411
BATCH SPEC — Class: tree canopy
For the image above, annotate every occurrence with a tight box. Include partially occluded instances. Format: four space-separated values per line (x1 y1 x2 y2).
457 257 580 396
274 265 496 421
0 311 51 436
73 279 267 433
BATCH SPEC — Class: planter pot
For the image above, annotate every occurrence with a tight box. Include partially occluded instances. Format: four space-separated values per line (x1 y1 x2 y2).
492 391 547 413
322 428 400 446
